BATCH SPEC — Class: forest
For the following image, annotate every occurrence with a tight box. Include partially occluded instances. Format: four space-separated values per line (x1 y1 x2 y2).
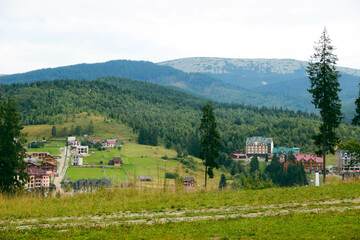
1 76 360 158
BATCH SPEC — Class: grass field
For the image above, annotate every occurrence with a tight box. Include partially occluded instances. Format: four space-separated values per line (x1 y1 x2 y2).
1 209 359 239
22 113 135 141
26 143 63 156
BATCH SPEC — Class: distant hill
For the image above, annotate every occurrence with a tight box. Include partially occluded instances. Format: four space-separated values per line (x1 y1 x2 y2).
159 57 360 121
2 76 360 155
0 59 314 113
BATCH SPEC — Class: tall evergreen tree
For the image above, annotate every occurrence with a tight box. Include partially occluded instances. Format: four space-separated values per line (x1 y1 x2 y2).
51 126 57 137
0 99 28 193
307 28 342 183
250 155 259 173
352 87 360 126
219 174 227 190
199 103 220 189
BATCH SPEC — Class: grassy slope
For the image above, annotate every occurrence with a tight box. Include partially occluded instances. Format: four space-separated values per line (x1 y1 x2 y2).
23 114 226 189
2 210 359 239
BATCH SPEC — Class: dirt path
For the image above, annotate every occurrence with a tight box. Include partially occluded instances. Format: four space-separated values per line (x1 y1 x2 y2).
1 198 359 230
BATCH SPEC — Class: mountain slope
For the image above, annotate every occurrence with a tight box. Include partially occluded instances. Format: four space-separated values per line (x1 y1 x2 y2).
1 77 360 156
159 57 360 120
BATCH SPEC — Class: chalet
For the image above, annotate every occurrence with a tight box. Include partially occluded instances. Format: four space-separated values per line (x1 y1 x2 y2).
273 147 301 162
41 162 57 173
24 157 36 164
72 154 83 166
290 154 323 173
89 139 102 144
103 139 116 148
26 162 41 170
108 157 122 166
43 155 57 164
183 177 195 186
337 151 360 172
230 153 247 160
26 152 50 161
24 168 50 189
246 137 273 157
139 175 152 181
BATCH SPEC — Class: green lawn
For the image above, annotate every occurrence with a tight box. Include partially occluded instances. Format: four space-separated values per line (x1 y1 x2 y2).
26 144 62 156
65 167 129 182
84 148 121 164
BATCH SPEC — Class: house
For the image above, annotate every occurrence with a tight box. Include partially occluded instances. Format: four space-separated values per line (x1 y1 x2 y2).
43 155 57 164
283 154 324 173
108 157 122 166
183 177 195 186
246 137 274 157
24 157 36 164
75 146 89 155
72 154 83 166
273 147 301 162
24 168 50 189
41 162 57 173
337 151 360 172
139 176 152 181
89 139 102 144
26 152 50 161
67 136 76 145
26 162 41 170
103 139 116 148
230 153 247 160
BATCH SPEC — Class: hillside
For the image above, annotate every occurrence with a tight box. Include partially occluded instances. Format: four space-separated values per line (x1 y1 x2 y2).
159 57 360 121
2 77 360 156
0 59 338 117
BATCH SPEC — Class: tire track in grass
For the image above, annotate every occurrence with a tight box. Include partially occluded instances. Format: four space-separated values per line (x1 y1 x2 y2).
1 198 359 230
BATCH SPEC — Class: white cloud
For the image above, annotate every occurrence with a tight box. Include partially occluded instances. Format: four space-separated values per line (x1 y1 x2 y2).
0 0 359 74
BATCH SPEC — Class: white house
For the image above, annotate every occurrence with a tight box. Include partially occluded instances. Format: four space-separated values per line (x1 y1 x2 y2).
72 154 83 166
76 146 89 155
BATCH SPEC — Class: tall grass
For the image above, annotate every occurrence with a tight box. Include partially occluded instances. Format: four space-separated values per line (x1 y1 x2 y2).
0 183 359 220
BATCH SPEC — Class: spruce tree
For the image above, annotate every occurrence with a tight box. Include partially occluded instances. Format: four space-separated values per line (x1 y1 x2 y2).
307 28 342 183
250 155 259 173
51 126 57 137
199 103 220 189
0 99 28 193
219 174 227 190
352 87 360 126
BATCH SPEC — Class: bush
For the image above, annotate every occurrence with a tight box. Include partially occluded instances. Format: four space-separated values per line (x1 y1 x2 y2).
165 172 179 179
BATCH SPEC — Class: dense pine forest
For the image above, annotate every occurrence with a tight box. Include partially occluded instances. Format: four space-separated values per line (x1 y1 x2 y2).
1 77 360 156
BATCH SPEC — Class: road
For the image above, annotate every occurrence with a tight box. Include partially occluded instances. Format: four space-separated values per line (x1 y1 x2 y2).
53 146 70 193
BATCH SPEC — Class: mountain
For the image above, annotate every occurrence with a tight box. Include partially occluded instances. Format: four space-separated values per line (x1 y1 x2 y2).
159 57 360 121
1 77 360 156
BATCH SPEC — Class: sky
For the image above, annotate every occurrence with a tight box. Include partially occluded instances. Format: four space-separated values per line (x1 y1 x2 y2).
1 0 359 74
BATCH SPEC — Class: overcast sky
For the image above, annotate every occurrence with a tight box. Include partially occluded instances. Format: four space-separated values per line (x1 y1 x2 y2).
1 0 359 74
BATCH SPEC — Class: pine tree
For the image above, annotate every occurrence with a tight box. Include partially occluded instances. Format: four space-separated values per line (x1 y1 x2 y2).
250 155 259 173
307 28 342 183
0 99 28 193
51 126 57 137
199 103 220 189
352 87 360 126
219 174 227 190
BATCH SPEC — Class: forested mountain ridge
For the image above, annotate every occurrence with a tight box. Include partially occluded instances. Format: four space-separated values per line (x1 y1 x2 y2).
159 57 360 121
0 59 331 117
1 77 360 156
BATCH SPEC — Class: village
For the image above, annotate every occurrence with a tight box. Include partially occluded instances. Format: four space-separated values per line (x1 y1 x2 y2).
22 135 360 194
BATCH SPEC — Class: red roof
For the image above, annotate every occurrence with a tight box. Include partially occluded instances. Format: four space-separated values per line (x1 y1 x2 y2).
280 154 323 163
25 168 49 176
106 140 116 145
230 153 246 159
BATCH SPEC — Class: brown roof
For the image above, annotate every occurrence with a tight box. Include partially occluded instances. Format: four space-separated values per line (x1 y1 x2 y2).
25 168 49 177
113 157 122 163
184 177 195 182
